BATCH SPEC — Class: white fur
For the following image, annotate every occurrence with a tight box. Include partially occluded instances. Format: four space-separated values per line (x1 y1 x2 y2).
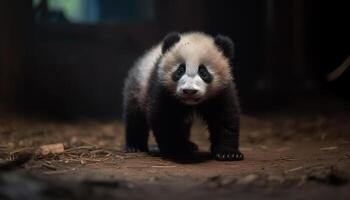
175 66 207 105
134 45 162 105
158 32 232 104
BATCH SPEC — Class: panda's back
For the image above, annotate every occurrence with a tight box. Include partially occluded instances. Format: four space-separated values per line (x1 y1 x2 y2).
126 45 162 108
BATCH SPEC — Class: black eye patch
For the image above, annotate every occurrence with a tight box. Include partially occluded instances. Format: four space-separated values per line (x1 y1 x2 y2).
172 63 186 81
198 64 213 83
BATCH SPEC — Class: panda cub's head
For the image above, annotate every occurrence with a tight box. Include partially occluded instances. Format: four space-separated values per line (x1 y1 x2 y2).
158 32 234 105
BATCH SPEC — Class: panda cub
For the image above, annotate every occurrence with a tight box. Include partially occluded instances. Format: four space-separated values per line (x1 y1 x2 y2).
123 32 243 161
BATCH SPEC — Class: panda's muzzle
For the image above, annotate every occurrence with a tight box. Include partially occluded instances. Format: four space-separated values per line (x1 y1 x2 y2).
180 89 202 104
182 89 198 95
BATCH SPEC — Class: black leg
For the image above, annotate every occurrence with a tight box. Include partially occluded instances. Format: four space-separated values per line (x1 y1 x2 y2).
148 96 195 157
208 122 243 161
152 119 195 156
198 86 243 161
146 78 196 158
183 120 198 152
124 108 149 152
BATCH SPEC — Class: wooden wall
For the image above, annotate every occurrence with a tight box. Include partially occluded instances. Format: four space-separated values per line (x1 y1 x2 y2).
0 1 32 111
2 0 348 118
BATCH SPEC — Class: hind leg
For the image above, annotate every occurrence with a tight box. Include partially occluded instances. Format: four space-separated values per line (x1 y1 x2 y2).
123 70 150 152
124 103 149 152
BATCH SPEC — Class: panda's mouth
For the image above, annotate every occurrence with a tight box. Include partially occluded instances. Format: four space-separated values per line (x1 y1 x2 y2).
180 96 202 104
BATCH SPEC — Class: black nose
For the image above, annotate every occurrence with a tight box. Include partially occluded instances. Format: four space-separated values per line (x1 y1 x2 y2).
183 89 198 95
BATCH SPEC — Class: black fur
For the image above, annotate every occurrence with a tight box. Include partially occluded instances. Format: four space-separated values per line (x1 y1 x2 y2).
123 33 243 161
198 65 213 83
172 63 186 81
214 35 235 59
162 32 181 54
197 85 243 161
122 68 150 152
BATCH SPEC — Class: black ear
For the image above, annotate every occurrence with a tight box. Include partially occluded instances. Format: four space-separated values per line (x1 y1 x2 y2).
214 35 234 59
162 32 181 54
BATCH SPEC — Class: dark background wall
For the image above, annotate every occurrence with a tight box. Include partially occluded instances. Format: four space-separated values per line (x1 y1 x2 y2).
0 0 349 119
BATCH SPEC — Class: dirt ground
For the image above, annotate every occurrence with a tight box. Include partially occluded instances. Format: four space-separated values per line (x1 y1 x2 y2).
0 96 350 200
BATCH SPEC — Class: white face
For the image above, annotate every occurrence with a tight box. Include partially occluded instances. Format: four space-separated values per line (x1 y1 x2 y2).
172 63 213 105
158 33 234 105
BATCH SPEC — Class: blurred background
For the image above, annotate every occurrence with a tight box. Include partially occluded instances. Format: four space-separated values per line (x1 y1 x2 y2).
0 0 349 120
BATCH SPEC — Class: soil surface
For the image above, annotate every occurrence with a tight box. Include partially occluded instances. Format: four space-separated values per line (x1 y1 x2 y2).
0 97 350 199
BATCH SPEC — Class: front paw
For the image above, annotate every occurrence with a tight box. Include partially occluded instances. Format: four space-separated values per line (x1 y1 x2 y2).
213 151 244 161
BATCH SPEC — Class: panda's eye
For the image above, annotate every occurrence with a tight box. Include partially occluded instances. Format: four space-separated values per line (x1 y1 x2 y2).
172 63 186 81
198 64 213 83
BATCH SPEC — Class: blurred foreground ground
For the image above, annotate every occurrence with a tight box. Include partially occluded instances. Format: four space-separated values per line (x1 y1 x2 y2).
0 95 350 200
